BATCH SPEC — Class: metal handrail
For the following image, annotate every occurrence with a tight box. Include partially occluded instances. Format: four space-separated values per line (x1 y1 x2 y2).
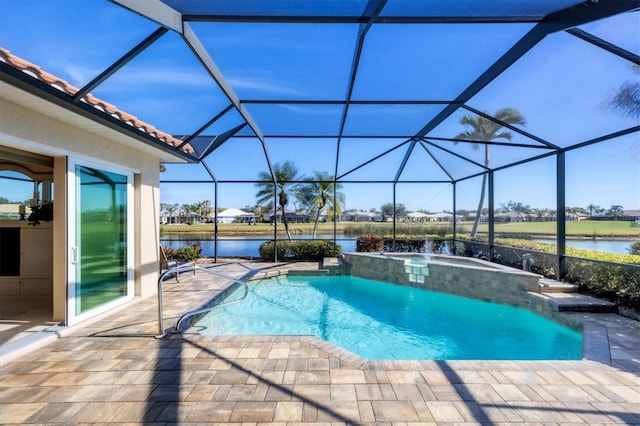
157 265 249 337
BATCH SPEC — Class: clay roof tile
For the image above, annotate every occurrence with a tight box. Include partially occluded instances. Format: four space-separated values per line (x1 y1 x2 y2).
0 47 194 155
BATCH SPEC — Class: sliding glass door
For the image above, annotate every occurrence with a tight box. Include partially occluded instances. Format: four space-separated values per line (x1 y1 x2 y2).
67 158 133 325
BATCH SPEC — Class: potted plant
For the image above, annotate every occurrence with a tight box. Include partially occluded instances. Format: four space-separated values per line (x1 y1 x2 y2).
28 201 53 226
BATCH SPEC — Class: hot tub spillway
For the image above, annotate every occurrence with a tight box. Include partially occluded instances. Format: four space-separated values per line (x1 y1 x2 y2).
405 258 429 283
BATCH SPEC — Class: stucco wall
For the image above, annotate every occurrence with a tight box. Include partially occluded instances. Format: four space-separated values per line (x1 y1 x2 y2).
0 98 164 319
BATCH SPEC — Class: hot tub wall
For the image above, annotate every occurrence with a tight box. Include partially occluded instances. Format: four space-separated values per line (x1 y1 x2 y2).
344 253 540 308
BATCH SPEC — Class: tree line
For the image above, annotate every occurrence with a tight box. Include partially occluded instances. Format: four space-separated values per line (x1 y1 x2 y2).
495 201 626 218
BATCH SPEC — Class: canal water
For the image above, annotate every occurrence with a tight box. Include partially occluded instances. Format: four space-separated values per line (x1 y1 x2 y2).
160 234 357 258
535 239 635 255
160 235 635 258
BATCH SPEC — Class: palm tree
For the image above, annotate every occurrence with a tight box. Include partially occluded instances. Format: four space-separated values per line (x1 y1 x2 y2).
255 161 302 240
196 199 212 220
610 64 640 120
181 203 196 223
160 203 170 222
299 171 345 238
325 205 342 222
609 204 624 220
160 203 179 224
586 204 600 218
455 107 526 237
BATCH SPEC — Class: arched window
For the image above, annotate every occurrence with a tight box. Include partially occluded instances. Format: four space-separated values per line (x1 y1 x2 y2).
0 170 34 219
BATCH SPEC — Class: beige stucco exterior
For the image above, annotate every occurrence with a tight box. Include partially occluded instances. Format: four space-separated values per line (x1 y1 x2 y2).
0 94 176 324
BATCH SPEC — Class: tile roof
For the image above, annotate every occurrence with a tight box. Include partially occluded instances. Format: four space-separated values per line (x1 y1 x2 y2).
0 48 194 155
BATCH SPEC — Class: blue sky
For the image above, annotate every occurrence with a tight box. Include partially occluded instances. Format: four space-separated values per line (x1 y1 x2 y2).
1 1 638 213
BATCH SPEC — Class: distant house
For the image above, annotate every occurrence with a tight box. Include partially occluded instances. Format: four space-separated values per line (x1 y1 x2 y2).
216 208 256 224
341 211 380 222
160 214 174 224
625 210 640 220
566 212 589 221
427 212 459 222
591 210 640 221
161 212 205 224
495 212 526 223
531 211 556 222
264 210 310 223
186 213 205 224
407 212 429 222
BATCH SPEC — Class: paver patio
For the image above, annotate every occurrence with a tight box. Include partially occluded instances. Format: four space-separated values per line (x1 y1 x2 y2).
0 261 638 424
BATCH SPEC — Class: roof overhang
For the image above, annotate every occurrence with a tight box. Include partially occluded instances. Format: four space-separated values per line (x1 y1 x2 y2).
0 61 196 164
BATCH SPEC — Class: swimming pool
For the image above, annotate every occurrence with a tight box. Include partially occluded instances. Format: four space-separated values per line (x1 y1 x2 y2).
195 274 583 360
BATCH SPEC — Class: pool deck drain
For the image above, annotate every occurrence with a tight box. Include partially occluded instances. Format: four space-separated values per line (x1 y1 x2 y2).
0 260 638 424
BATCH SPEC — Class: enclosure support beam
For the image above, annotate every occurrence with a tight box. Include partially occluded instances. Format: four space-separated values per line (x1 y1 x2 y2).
333 184 337 247
488 171 495 262
452 183 457 255
214 179 218 263
335 0 388 180
177 104 234 150
200 161 219 263
392 183 397 252
557 151 567 280
73 27 169 103
273 192 278 263
112 0 183 33
394 140 417 183
566 28 640 66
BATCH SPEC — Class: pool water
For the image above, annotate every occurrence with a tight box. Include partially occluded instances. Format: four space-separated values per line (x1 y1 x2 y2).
195 275 583 360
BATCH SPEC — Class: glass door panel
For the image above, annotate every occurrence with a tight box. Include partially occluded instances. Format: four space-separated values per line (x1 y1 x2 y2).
75 165 128 314
68 159 133 324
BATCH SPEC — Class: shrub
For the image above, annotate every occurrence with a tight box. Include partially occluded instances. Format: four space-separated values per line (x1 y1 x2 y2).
344 222 454 237
259 240 292 260
259 240 342 261
380 236 453 253
565 258 639 309
630 240 640 255
164 243 201 262
290 240 342 260
355 234 384 252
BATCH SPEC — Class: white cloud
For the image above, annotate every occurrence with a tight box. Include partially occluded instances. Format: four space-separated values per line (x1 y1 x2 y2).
64 64 216 93
228 76 303 97
60 64 100 87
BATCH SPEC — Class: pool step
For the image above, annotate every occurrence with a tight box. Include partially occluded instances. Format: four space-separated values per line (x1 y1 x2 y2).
322 257 340 268
321 256 348 275
528 291 617 313
538 278 579 293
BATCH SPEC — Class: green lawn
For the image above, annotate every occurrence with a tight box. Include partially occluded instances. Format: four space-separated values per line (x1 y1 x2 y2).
161 220 640 238
478 220 640 238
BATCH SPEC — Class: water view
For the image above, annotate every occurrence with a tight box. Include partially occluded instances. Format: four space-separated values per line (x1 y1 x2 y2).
160 234 634 258
160 234 357 258
535 239 635 254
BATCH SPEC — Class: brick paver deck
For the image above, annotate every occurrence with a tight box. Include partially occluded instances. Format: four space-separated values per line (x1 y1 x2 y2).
0 261 638 424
